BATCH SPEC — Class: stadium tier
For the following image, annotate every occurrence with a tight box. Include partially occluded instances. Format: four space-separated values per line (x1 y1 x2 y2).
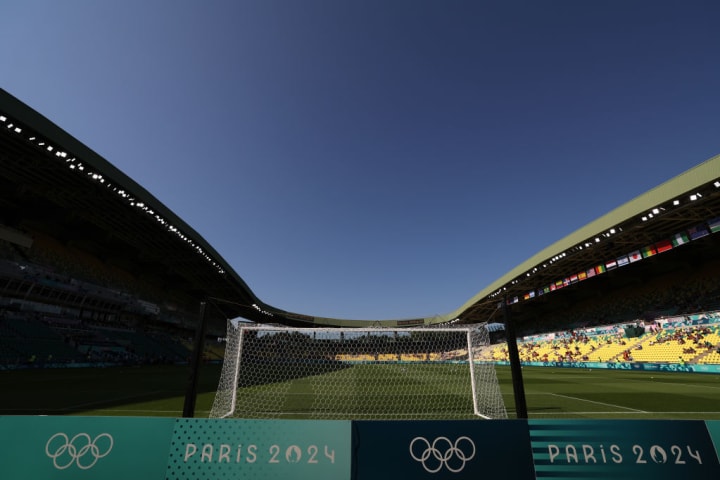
2 86 720 333
3 88 720 422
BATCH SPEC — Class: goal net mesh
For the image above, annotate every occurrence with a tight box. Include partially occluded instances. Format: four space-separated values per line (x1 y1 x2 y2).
209 323 507 420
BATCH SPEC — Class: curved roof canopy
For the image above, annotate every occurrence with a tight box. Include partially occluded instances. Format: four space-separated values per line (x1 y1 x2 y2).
0 89 275 326
450 154 720 326
2 88 719 329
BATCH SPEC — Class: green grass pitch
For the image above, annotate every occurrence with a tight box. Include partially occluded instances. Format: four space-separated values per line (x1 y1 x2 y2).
2 364 720 420
232 362 480 419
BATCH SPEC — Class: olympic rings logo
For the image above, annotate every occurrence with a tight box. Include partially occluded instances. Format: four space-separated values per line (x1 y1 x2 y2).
45 432 114 470
409 436 476 473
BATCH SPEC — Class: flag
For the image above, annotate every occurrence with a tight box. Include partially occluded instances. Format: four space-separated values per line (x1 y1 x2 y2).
543 286 550 294
578 271 588 281
555 280 564 289
708 216 720 233
595 264 606 275
688 224 709 240
550 283 556 291
570 274 578 283
586 268 596 278
523 293 530 300
671 232 689 247
629 250 642 263
656 239 673 253
563 277 570 287
605 259 617 270
617 255 629 267
642 245 657 258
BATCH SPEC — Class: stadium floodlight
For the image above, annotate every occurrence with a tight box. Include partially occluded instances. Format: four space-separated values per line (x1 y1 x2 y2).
209 323 508 420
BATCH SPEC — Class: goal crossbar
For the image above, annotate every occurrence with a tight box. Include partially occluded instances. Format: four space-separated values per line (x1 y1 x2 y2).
210 324 507 420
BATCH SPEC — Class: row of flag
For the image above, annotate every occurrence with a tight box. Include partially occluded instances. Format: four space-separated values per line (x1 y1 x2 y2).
509 216 720 305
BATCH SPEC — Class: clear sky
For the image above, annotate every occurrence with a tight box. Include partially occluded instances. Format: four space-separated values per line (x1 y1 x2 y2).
1 1 719 321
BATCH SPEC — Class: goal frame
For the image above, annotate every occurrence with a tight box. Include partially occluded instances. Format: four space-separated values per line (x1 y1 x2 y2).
209 323 506 420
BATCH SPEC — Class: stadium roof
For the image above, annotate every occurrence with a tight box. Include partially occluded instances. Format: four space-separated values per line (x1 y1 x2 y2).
2 88 720 329
451 154 720 326
0 89 277 327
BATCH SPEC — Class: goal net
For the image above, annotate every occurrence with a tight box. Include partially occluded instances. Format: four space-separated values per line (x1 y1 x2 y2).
209 323 507 420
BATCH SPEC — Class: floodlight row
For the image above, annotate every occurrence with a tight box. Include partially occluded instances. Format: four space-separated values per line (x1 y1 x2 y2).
252 303 274 317
0 112 226 275
487 175 720 303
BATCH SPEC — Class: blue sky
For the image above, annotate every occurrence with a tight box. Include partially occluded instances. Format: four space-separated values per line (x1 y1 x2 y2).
1 1 719 321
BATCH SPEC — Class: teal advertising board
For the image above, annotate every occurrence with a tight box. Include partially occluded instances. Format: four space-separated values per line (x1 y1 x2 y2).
704 421 720 468
0 416 350 480
352 419 535 479
165 418 351 480
0 416 175 480
529 419 720 479
1 416 720 479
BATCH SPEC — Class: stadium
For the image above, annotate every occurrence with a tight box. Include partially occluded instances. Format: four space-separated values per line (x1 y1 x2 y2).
3 87 720 478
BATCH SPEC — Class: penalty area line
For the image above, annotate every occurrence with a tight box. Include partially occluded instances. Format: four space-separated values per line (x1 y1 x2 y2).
544 392 647 413
530 410 720 416
59 390 167 412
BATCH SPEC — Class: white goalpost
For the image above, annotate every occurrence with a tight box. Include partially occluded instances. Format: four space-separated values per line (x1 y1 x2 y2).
209 323 507 420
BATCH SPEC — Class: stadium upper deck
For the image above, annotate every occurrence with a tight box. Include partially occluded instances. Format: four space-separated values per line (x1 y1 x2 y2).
1 88 720 329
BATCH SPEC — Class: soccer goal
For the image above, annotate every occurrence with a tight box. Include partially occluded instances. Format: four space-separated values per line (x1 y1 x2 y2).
209 323 507 420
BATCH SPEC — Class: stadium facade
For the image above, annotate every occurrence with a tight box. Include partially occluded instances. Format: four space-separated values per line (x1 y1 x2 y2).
1 88 720 333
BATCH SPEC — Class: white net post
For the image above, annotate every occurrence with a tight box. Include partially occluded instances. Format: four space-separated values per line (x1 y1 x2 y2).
209 320 243 418
467 328 480 416
209 323 507 420
468 325 508 419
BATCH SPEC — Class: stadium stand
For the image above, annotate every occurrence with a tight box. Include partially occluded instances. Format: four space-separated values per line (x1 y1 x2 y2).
2 86 720 388
483 313 720 367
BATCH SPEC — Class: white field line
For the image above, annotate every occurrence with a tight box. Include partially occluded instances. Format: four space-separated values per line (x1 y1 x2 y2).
64 408 213 415
542 392 648 413
89 409 185 414
646 380 720 391
60 390 167 411
528 411 720 416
